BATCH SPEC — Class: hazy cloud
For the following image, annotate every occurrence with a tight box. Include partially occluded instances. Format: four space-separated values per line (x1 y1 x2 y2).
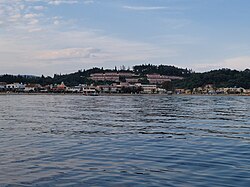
123 5 168 11
33 6 46 10
222 56 250 70
83 0 94 4
47 0 78 5
191 56 250 72
39 47 101 60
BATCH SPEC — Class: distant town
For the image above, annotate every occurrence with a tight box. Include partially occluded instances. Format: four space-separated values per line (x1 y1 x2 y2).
0 64 249 95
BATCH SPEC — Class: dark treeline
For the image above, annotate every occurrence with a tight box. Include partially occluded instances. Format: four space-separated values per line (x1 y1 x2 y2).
0 65 249 89
133 64 192 76
173 68 250 89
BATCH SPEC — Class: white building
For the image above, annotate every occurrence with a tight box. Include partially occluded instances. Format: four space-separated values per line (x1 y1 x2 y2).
6 83 25 91
24 84 41 92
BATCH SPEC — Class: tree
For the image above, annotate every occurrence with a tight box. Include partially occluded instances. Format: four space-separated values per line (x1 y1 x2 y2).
162 81 173 91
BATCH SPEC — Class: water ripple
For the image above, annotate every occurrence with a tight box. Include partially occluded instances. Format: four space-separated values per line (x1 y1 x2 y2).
0 95 249 186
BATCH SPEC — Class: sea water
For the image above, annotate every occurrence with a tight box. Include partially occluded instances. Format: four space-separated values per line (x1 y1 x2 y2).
0 95 249 186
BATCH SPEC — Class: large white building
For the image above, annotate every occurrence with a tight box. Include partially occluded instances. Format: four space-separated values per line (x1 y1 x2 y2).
90 73 120 82
90 72 136 82
146 74 171 84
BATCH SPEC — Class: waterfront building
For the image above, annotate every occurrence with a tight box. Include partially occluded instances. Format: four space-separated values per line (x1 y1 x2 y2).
6 83 25 92
66 86 81 93
215 88 225 94
140 84 157 94
224 87 245 94
82 88 97 95
156 88 166 94
52 82 67 92
24 84 42 92
244 89 250 95
0 82 7 91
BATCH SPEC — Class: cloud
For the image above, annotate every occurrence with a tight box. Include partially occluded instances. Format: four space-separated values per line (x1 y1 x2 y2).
47 0 78 5
0 0 78 32
33 6 46 10
191 56 250 72
35 29 177 62
23 13 39 19
83 0 94 4
39 47 101 60
28 27 43 32
222 56 250 70
0 19 177 75
0 1 43 30
0 0 175 75
9 14 22 22
123 5 168 11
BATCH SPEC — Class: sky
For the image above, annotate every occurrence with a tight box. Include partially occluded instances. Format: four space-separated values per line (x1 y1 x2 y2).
0 0 250 75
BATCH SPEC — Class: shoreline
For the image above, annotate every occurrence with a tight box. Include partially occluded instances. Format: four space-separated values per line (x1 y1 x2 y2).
0 92 249 96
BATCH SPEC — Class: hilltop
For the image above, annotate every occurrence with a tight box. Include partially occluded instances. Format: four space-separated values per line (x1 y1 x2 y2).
0 64 249 89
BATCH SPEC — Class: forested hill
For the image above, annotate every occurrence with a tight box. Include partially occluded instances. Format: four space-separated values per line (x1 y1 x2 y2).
133 64 192 76
0 64 191 86
173 68 250 89
0 65 249 89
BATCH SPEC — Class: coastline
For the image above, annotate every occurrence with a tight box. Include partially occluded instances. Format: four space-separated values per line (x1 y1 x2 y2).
0 92 249 96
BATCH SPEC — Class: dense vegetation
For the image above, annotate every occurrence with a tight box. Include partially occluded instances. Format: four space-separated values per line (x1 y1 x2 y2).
133 64 192 76
173 68 250 89
0 65 249 89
